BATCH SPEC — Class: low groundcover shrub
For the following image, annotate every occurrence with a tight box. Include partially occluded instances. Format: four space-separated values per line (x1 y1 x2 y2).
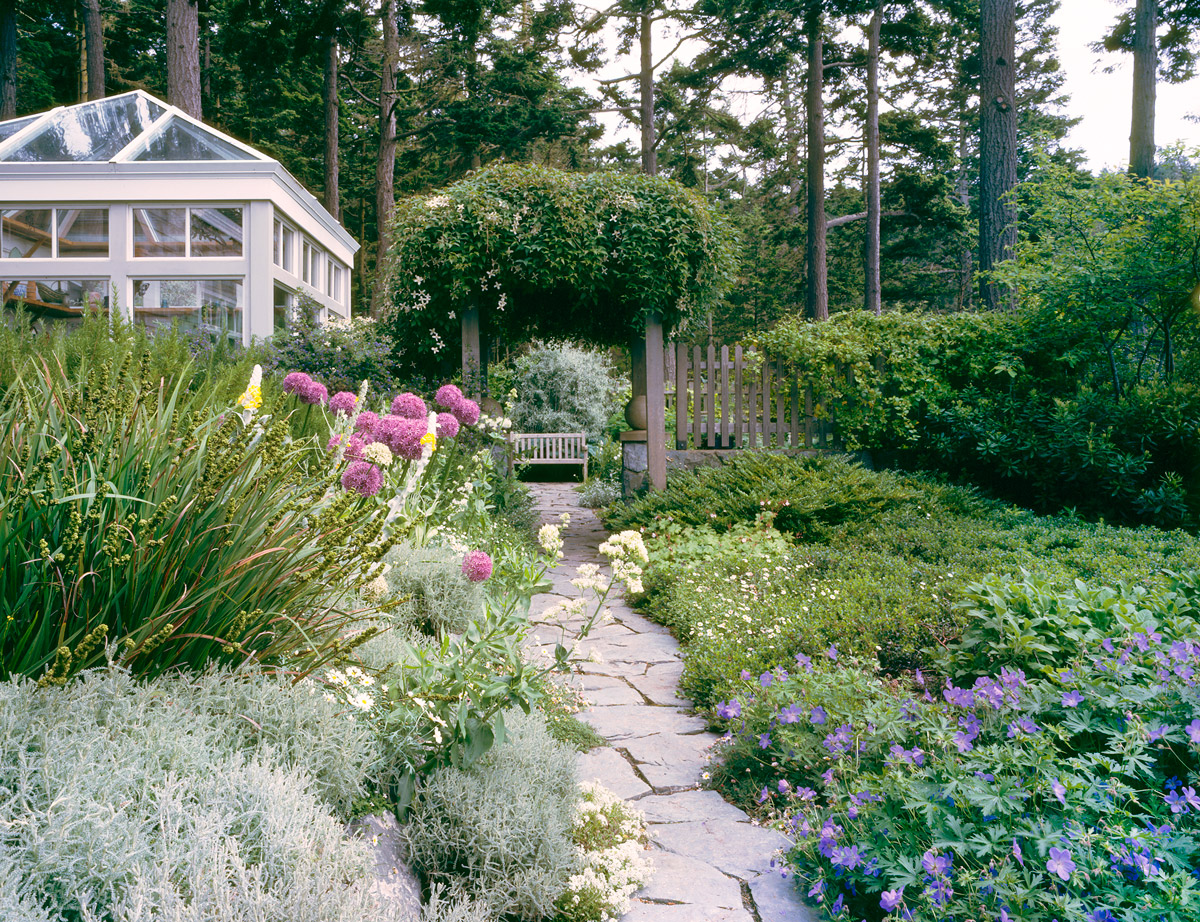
712 573 1200 921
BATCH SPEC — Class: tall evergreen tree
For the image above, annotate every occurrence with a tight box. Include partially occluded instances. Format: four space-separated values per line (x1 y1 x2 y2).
167 0 201 116
979 0 1017 310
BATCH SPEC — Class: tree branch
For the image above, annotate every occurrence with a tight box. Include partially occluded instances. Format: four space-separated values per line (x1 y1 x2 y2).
826 209 906 230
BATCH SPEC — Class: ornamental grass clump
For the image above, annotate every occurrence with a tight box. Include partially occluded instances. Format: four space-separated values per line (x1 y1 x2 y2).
0 356 388 683
711 573 1200 922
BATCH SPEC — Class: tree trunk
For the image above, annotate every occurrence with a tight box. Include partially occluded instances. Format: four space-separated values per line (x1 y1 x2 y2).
372 0 400 316
864 2 882 316
1129 0 1157 178
979 0 1017 311
805 8 828 321
166 0 202 118
0 0 16 120
639 6 656 176
323 34 340 220
956 116 973 310
82 0 105 100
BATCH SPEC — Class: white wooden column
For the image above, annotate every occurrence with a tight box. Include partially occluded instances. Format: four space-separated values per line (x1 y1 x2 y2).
246 200 274 344
645 312 667 491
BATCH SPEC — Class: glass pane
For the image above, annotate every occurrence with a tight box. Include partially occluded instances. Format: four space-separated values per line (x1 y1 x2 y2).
1 209 52 258
5 93 165 162
301 242 311 283
273 284 293 333
133 208 186 257
273 220 282 266
2 278 107 318
282 226 294 272
190 207 242 257
133 116 257 161
134 278 242 339
0 115 38 143
56 208 109 258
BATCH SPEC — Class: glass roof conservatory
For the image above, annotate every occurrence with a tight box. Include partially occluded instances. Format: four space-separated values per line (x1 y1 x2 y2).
0 90 357 342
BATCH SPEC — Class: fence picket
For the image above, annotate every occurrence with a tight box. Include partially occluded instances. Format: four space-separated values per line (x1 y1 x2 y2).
734 345 744 450
692 345 702 449
706 343 717 448
789 374 800 448
675 343 688 449
761 359 773 446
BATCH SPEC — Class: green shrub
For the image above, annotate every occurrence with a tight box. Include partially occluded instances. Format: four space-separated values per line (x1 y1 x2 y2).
0 355 383 682
622 457 1200 708
0 668 400 922
509 341 619 442
402 709 579 920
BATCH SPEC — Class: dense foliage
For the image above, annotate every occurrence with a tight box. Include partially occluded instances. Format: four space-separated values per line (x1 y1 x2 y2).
608 455 1200 708
380 165 738 375
506 341 621 442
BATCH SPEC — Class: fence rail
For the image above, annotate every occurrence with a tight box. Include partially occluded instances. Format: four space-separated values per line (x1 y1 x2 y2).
665 343 837 451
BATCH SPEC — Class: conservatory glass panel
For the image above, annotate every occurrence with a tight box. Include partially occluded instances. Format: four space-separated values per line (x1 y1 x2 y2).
4 93 165 162
190 207 243 258
133 116 257 161
0 115 38 143
133 278 243 338
133 208 187 257
56 208 109 258
1 209 52 258
2 279 108 315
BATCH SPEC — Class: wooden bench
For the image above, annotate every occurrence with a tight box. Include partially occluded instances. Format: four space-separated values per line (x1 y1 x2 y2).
510 432 588 479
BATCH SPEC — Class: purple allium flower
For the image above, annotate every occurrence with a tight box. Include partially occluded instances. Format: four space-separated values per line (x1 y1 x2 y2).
810 706 828 725
282 371 313 394
880 889 904 912
353 410 380 437
296 378 329 405
435 383 464 408
1062 689 1084 708
1046 846 1076 881
436 412 461 439
391 392 427 418
453 397 480 426
341 460 382 497
716 699 741 719
329 391 358 415
1187 719 1200 744
374 415 426 460
461 550 493 582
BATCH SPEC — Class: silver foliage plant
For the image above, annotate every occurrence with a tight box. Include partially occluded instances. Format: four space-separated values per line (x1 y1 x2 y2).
508 341 619 442
402 709 580 920
0 668 404 922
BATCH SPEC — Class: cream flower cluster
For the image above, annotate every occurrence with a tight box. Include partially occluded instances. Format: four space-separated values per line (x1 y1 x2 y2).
558 782 652 922
324 666 377 711
598 530 648 594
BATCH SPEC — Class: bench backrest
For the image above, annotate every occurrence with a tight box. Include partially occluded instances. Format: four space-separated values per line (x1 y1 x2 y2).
511 432 588 464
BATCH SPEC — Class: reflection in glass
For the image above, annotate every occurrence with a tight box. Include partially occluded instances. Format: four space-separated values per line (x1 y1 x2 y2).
190 207 242 257
133 278 243 339
0 115 38 143
274 284 293 333
1 278 108 318
133 208 187 257
133 116 256 162
56 208 109 257
4 93 165 162
1 209 52 258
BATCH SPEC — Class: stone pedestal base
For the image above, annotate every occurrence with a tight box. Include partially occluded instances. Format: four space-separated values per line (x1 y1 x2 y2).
620 431 648 497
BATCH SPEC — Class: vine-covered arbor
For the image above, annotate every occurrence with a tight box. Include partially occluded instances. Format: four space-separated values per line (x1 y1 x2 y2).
379 164 737 490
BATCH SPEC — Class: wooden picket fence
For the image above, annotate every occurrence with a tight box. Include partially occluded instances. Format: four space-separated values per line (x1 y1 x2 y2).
666 343 837 451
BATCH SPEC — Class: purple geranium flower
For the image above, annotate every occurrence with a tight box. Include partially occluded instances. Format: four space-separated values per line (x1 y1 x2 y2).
921 850 951 878
758 733 772 749
461 550 492 582
777 704 804 724
1046 846 1076 881
810 706 828 725
1187 719 1200 744
391 392 427 418
759 671 773 688
1051 779 1067 805
880 888 904 913
715 699 741 719
831 845 862 870
1062 689 1084 708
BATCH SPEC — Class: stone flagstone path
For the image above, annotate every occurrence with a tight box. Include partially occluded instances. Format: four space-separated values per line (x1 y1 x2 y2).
526 483 817 922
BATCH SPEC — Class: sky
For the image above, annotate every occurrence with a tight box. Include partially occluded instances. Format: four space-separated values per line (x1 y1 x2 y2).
1054 0 1200 171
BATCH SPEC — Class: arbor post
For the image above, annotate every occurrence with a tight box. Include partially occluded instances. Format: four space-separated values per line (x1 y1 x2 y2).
461 305 483 400
645 313 666 491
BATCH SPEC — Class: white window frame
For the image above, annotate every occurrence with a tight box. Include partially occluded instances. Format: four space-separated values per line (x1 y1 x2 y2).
131 204 245 260
0 205 110 259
